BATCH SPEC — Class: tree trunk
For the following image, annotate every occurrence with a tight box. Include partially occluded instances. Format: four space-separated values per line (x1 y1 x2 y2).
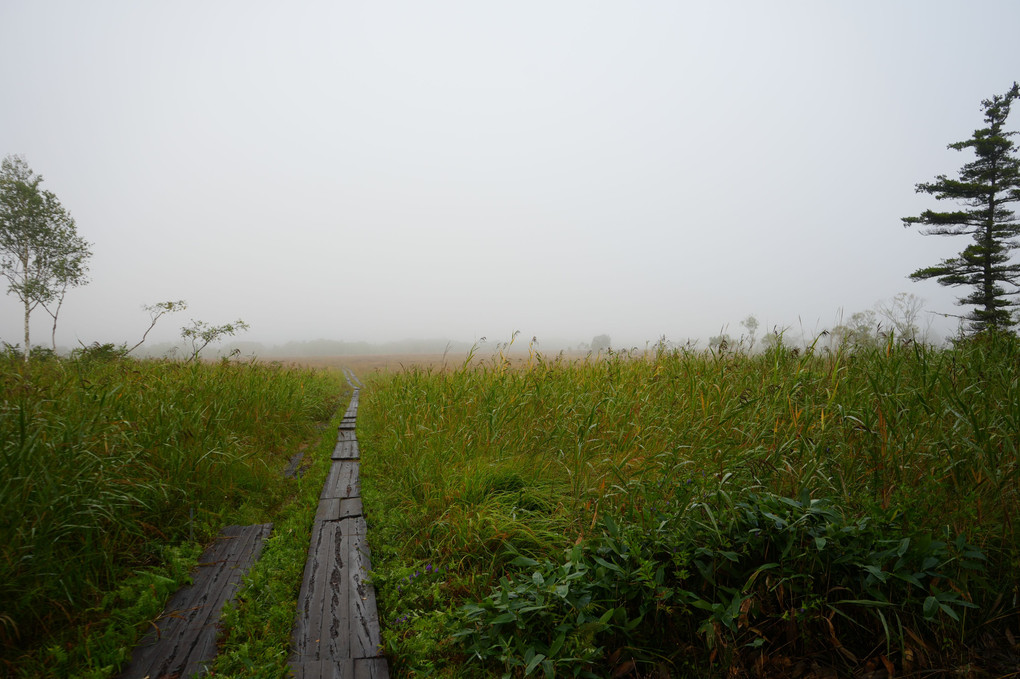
984 192 996 327
49 289 65 351
20 245 30 362
23 299 30 362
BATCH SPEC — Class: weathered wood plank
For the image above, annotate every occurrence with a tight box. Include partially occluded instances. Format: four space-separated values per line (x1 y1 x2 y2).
340 515 367 537
292 521 326 662
348 532 381 659
291 656 354 679
354 657 390 679
120 523 272 679
291 518 377 667
293 656 387 679
292 522 351 663
315 497 363 523
291 387 387 678
332 439 360 460
341 367 364 390
343 369 363 388
321 461 360 499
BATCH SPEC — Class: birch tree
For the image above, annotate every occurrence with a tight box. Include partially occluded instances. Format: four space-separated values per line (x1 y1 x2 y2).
0 155 92 359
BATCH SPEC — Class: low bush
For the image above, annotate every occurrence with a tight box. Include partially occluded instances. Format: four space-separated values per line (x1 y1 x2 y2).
457 489 990 677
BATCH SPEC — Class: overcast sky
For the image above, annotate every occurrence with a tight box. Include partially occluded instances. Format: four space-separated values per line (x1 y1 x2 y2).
1 1 1018 351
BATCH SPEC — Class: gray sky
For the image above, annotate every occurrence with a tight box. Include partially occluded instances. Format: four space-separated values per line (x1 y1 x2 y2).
2 1 1018 351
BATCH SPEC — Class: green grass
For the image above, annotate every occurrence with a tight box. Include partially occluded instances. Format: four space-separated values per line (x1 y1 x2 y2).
359 336 1020 677
212 404 348 677
0 351 348 676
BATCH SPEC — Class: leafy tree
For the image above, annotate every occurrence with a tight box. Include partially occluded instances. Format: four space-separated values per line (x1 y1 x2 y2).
903 83 1020 333
829 310 880 351
740 314 759 350
182 317 250 362
591 334 611 353
0 155 91 359
708 332 734 352
41 234 92 351
875 292 928 343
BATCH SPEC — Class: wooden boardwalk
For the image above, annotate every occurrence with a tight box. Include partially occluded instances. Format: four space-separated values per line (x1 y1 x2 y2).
118 523 273 679
290 369 389 679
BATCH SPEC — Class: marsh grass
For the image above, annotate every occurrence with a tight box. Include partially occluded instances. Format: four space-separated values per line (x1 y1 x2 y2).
211 402 348 678
0 353 346 675
360 336 1020 676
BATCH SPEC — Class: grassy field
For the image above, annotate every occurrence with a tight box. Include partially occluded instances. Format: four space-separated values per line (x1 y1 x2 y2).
262 350 562 375
0 349 348 677
4 338 1018 678
358 336 1020 677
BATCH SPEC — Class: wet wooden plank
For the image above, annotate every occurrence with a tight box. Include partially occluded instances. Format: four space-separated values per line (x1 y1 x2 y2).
342 367 364 390
290 655 388 679
291 387 386 678
291 656 388 679
342 515 367 537
292 521 350 663
321 461 360 499
332 438 359 460
291 519 379 671
291 658 353 679
355 657 390 678
348 531 381 659
292 521 355 665
315 497 363 523
120 523 272 679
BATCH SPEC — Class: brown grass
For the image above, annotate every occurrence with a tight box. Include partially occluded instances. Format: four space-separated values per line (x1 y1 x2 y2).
256 353 470 377
256 349 594 379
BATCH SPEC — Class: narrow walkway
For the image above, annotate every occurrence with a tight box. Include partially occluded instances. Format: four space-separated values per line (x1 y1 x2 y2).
290 369 389 679
118 523 273 679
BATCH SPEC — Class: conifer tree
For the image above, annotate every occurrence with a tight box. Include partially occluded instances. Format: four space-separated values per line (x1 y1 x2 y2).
903 83 1020 333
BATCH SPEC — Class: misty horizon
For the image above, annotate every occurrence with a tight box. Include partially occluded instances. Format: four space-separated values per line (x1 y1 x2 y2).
2 2 1018 352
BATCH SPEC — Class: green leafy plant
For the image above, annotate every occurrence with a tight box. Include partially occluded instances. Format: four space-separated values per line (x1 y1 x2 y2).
455 490 989 677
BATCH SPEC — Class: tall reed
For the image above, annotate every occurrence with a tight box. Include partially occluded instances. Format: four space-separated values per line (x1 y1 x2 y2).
0 353 345 664
359 336 1020 673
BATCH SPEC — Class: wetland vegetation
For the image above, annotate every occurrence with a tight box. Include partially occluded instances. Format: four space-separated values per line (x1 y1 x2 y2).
359 335 1020 677
0 348 347 676
2 333 1019 677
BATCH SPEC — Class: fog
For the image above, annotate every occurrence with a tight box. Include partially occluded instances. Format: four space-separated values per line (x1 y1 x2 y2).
2 1 1018 354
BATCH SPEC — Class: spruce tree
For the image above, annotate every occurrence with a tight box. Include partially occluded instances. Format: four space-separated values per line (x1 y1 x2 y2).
903 83 1020 333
